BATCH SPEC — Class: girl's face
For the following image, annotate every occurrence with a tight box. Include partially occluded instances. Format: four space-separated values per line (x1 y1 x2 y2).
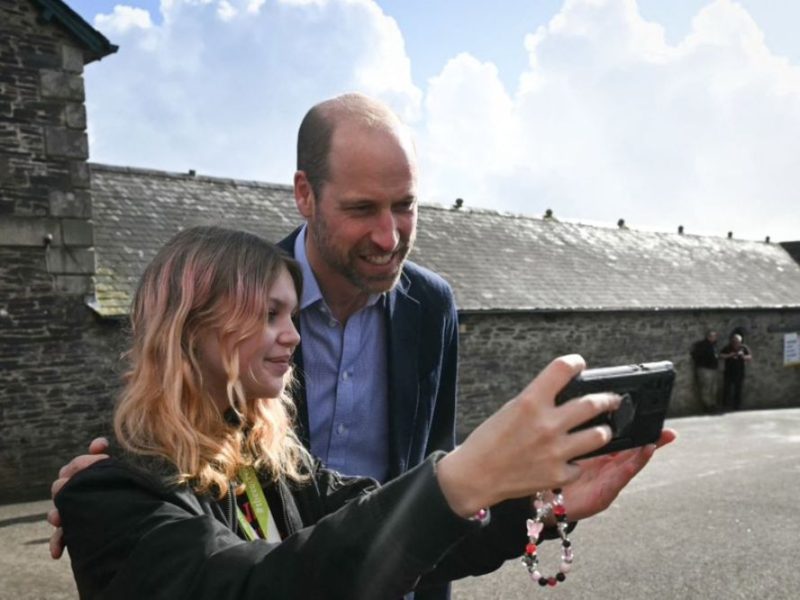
198 267 300 407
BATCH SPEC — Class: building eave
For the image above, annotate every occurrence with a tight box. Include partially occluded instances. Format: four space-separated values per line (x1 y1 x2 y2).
32 0 118 63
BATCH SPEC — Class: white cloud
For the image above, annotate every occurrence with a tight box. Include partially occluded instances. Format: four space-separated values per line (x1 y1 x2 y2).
84 0 421 184
419 0 800 241
420 53 517 205
217 1 237 21
94 5 154 34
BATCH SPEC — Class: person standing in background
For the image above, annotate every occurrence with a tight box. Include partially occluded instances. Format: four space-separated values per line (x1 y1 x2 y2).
691 330 720 413
720 333 752 411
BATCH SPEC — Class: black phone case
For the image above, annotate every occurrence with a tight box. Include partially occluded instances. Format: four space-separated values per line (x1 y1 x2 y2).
555 361 675 459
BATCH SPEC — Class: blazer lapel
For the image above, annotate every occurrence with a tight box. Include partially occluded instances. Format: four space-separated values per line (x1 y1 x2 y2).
278 228 311 449
291 338 311 449
385 273 421 479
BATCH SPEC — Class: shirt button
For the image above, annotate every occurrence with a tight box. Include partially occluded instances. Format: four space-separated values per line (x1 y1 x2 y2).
337 423 346 435
328 320 337 328
342 371 349 381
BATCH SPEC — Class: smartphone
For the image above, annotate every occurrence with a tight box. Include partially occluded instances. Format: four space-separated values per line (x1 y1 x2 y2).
555 361 675 459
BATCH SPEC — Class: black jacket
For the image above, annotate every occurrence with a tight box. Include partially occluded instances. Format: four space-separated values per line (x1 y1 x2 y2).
691 339 719 370
56 452 536 599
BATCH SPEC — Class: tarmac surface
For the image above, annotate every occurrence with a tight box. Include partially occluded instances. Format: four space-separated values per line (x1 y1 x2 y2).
1 408 799 599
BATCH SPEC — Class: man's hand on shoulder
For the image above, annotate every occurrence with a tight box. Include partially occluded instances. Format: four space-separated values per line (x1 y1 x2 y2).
48 437 110 559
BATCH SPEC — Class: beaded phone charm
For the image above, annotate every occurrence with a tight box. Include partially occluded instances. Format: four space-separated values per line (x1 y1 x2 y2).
522 488 573 588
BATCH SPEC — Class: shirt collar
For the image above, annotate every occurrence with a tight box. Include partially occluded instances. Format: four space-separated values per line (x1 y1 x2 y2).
294 225 324 311
293 224 385 311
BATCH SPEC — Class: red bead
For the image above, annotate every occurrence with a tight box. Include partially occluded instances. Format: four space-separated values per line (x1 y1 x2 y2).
548 577 557 587
526 543 537 555
553 505 566 517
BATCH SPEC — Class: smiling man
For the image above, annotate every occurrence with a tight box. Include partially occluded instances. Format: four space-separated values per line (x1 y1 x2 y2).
280 93 459 599
294 95 418 319
280 93 457 481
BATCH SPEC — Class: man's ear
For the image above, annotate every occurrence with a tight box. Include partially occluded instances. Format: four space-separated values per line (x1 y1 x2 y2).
294 171 315 219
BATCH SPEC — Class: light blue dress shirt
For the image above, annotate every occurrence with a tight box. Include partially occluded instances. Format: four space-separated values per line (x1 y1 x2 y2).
294 227 390 483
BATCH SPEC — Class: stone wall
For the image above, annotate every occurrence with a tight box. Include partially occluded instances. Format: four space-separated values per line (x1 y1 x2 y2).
4 298 799 500
0 0 102 502
456 308 800 439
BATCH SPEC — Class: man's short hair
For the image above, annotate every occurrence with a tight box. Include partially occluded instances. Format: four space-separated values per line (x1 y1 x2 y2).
296 93 403 201
297 104 335 202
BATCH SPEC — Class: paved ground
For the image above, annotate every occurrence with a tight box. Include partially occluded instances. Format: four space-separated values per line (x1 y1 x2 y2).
1 409 799 599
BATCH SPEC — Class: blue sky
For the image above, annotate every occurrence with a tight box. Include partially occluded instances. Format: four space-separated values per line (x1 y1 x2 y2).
66 0 800 241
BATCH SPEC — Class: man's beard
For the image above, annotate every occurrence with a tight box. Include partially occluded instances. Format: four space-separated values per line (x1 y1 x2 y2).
309 215 413 295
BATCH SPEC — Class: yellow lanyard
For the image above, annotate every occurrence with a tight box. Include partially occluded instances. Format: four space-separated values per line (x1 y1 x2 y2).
235 466 271 541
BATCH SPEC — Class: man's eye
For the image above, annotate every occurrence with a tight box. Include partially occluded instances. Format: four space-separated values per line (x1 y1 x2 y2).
394 201 415 213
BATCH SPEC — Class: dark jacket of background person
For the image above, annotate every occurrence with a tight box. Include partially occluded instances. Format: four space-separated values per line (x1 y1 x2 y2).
691 338 719 370
720 338 751 410
278 229 459 480
721 342 750 380
691 333 721 412
55 453 534 600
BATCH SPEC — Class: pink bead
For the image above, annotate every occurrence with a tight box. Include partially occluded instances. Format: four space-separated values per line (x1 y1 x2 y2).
531 571 542 581
560 561 572 573
527 519 543 538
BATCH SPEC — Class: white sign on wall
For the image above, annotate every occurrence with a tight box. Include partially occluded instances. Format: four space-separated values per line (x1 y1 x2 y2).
784 333 800 367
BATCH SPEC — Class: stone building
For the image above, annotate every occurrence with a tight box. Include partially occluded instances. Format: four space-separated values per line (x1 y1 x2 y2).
1 0 116 501
83 168 800 441
2 0 800 501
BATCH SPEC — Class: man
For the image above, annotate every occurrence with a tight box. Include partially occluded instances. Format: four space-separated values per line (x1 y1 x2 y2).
49 93 458 599
690 329 720 413
278 94 458 487
720 333 752 411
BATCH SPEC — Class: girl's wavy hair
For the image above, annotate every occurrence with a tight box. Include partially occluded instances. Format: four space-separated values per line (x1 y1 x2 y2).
114 226 310 497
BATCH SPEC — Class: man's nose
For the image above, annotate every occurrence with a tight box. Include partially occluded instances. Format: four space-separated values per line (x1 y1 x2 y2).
371 211 399 251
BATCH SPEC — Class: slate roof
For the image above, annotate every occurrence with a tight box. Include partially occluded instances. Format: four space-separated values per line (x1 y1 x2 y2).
89 163 800 317
90 164 302 316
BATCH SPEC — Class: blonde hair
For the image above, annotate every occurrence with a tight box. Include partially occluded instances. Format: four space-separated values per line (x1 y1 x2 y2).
114 226 309 498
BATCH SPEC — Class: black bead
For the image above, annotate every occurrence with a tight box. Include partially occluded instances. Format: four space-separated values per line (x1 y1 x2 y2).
556 572 566 582
563 540 572 547
538 578 548 587
553 488 562 494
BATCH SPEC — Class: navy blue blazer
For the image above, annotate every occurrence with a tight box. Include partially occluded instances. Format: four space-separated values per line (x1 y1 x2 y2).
278 228 458 480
